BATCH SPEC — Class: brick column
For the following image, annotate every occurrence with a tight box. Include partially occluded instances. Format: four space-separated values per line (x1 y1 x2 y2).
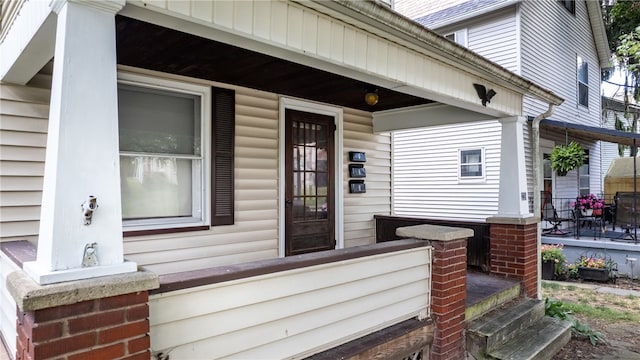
487 216 539 298
396 224 472 360
8 270 158 360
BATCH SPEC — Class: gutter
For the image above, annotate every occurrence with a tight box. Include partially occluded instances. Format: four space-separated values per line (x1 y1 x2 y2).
532 104 557 300
305 0 563 106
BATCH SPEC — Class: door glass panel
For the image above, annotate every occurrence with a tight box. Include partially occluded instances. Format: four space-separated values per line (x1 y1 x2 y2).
292 120 328 220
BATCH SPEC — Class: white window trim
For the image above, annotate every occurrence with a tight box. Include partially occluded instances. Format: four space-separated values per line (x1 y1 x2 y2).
117 72 212 231
577 55 589 108
458 147 485 183
444 29 468 47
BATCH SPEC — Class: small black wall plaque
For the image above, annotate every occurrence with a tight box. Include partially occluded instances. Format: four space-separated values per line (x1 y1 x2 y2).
349 164 366 178
349 180 366 193
349 151 366 162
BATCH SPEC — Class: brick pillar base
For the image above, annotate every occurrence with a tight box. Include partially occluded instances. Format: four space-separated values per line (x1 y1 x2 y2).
396 224 471 360
16 292 151 360
430 238 467 360
7 270 158 360
489 219 538 298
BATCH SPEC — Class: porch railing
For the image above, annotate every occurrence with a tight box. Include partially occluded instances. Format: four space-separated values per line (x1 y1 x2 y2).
148 240 433 359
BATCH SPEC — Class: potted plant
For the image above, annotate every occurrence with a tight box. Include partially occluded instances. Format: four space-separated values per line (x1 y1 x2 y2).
549 141 586 176
541 244 566 280
574 255 617 282
572 194 605 216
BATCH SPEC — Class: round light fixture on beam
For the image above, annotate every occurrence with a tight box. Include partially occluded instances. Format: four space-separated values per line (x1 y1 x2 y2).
365 89 379 106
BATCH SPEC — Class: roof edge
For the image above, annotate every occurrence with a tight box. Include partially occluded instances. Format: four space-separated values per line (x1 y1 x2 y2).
306 0 563 106
585 1 612 69
424 0 521 30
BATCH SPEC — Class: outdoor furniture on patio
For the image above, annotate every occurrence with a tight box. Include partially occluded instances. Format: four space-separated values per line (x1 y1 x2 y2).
613 192 640 242
575 209 603 240
542 199 572 236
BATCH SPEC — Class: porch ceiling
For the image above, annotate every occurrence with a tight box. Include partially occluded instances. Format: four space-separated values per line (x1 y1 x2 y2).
115 16 432 112
538 118 640 147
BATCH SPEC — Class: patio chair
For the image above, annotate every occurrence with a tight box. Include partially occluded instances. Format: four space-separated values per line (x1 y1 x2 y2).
541 195 572 236
613 192 640 242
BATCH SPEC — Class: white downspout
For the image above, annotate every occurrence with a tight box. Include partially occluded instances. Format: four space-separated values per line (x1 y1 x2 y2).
532 104 557 300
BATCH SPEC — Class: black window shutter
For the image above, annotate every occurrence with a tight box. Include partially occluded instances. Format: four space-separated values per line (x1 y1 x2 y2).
211 87 235 225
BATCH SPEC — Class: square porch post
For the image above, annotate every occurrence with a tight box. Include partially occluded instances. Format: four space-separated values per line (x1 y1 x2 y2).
22 0 136 284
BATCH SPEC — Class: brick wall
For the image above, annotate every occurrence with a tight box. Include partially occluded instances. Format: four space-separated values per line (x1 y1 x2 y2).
430 238 467 360
490 223 538 298
16 292 150 360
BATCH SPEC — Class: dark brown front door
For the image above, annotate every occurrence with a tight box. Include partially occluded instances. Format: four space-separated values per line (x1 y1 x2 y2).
285 109 335 256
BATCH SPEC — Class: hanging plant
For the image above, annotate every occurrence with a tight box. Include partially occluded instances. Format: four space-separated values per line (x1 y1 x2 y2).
549 141 585 176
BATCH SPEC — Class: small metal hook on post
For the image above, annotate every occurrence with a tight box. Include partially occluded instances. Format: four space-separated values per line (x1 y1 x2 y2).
81 196 98 225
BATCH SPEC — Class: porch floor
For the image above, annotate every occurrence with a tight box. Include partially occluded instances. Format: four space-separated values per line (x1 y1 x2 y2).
466 270 520 308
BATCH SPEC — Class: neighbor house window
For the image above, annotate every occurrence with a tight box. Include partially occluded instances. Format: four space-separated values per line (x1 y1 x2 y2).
459 148 484 179
118 74 235 232
444 29 468 47
559 0 575 14
577 56 589 107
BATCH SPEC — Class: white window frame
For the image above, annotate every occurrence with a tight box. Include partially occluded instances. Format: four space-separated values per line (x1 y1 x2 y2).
578 150 590 195
444 29 468 47
117 72 211 231
458 148 485 182
577 55 589 108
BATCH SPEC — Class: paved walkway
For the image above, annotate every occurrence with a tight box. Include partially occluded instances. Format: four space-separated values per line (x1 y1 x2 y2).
547 280 640 297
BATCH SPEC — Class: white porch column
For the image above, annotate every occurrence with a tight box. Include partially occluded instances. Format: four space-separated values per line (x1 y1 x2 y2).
496 116 531 217
23 0 136 285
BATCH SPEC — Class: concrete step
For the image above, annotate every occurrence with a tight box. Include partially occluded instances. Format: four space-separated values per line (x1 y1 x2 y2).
488 316 572 360
467 298 545 358
466 281 521 322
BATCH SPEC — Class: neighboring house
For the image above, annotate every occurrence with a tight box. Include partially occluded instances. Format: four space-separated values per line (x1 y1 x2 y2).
0 1 564 359
392 0 613 221
602 96 640 159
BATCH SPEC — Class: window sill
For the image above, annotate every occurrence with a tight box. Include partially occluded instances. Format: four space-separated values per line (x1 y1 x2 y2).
123 225 210 237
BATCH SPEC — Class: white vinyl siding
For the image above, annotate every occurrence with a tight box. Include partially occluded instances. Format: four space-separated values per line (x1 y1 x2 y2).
520 0 600 125
1 64 390 276
436 7 519 73
124 0 523 116
124 85 280 275
520 1 603 204
123 78 388 275
393 121 501 221
0 80 49 242
392 0 605 219
343 108 391 247
149 246 432 359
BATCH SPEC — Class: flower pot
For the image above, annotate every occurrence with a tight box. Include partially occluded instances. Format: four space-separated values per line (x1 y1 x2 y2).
578 267 609 282
542 260 555 280
593 209 602 216
581 209 593 216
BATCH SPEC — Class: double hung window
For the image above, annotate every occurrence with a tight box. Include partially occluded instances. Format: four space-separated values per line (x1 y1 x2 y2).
577 56 589 108
118 77 209 229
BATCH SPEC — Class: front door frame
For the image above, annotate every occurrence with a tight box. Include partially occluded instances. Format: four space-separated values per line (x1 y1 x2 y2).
279 97 344 257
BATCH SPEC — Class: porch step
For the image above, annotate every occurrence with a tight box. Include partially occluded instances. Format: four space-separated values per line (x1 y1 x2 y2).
465 279 521 322
466 299 572 360
488 317 572 360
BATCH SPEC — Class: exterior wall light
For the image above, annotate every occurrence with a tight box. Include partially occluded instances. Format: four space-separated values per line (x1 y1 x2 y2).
365 89 379 106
